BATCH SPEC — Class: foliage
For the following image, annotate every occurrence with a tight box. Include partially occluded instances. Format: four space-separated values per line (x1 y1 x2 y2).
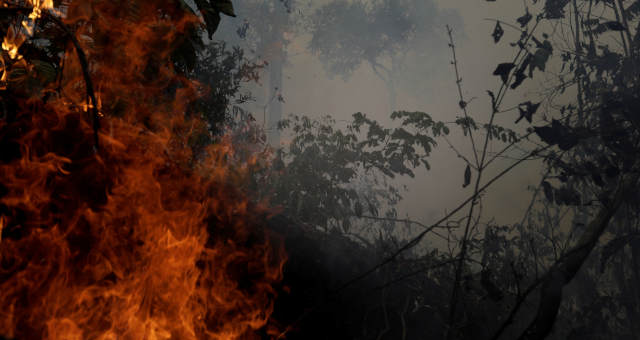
464 1 640 339
187 42 264 142
251 111 448 238
307 0 454 79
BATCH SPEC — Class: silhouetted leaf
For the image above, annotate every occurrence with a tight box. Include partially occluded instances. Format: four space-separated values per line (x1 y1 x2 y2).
517 9 532 27
511 54 532 89
194 0 236 39
214 0 236 17
511 69 527 89
530 39 553 75
492 21 504 43
534 119 578 150
603 21 626 31
463 164 471 188
194 0 221 39
515 101 540 124
493 62 515 83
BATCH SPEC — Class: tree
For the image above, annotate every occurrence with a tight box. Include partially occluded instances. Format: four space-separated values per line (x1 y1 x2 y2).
307 0 460 111
439 1 640 339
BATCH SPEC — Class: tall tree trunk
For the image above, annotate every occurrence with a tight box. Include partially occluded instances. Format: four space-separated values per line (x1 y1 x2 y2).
267 51 283 146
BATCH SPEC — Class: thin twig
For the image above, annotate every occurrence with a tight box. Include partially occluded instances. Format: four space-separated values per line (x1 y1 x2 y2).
333 146 548 296
447 18 543 339
447 25 480 167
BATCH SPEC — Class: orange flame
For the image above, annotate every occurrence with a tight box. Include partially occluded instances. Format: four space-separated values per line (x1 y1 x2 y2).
0 1 284 339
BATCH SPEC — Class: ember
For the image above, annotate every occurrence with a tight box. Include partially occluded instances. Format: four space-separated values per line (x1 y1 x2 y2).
0 1 284 339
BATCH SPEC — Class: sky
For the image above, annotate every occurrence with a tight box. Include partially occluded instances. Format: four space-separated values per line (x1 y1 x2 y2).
214 0 569 246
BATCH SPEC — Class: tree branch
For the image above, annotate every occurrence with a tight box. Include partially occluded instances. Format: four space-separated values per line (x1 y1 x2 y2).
517 175 637 340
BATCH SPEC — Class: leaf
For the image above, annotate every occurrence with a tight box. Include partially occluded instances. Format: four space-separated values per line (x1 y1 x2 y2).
493 63 516 83
492 21 504 43
515 101 540 124
194 0 221 39
463 164 471 188
517 9 533 27
529 40 553 75
603 21 626 31
511 69 527 89
214 0 236 17
194 0 235 39
511 54 532 89
533 120 561 144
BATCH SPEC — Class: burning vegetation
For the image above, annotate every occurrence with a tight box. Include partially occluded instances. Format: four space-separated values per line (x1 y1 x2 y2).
0 1 284 339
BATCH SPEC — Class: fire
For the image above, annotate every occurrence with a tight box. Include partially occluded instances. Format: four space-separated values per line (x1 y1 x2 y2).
1 0 55 59
0 1 284 339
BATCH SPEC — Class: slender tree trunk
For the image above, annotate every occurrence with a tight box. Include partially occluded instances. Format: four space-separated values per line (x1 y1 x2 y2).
266 6 286 147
